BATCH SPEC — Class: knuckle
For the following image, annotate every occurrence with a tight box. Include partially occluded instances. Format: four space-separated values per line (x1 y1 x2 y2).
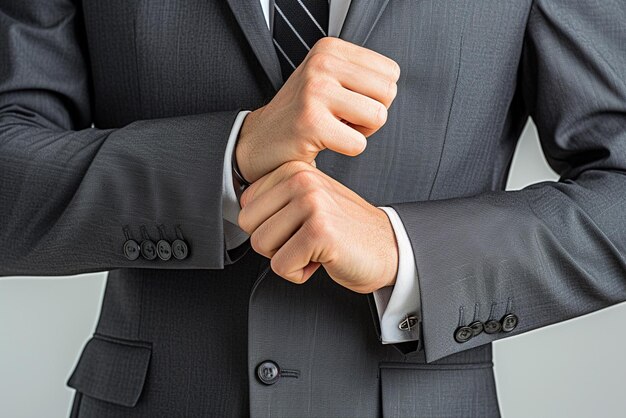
313 36 335 51
291 159 311 169
239 189 251 209
250 231 265 254
299 189 325 213
386 79 398 103
302 77 330 102
301 60 319 83
290 168 318 190
389 60 401 80
271 257 304 283
282 160 312 179
237 210 250 232
308 52 334 73
290 274 308 285
305 53 322 72
270 256 285 277
373 102 388 127
349 135 367 156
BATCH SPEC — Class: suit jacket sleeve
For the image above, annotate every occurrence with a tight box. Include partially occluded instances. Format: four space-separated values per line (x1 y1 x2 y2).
391 0 626 362
0 0 240 275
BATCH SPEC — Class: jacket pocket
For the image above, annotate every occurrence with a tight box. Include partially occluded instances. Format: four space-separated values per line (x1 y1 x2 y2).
379 362 500 418
67 334 152 408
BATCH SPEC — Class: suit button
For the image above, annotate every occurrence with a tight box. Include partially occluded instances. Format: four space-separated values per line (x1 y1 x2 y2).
256 360 280 385
123 240 140 261
501 313 519 332
172 239 189 260
484 319 502 334
469 321 484 337
454 326 473 343
156 240 172 261
140 240 157 260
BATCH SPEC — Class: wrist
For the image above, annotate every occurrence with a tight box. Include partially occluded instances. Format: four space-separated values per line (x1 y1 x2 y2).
236 107 264 183
377 207 399 289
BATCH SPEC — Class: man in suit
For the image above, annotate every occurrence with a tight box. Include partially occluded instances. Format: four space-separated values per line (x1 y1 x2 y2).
1 0 625 416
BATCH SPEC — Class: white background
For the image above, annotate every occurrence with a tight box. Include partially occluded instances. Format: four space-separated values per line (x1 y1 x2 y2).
1 121 625 417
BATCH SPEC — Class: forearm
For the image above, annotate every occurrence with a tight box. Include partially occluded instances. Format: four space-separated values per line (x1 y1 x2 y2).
392 172 626 361
0 109 240 275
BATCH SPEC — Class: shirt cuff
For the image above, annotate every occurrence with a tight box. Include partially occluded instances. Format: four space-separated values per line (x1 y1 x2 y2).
222 110 251 251
373 207 421 344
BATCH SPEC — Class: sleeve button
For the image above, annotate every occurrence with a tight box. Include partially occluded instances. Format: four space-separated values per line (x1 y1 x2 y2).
140 240 157 260
123 240 140 261
484 319 502 334
172 239 189 260
469 321 484 337
500 313 519 332
454 326 473 343
157 240 172 261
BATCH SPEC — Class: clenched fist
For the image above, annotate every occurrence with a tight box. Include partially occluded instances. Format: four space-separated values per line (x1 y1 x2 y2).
238 161 399 294
236 37 400 183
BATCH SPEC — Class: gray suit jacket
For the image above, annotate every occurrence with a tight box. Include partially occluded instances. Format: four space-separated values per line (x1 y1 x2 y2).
1 0 625 417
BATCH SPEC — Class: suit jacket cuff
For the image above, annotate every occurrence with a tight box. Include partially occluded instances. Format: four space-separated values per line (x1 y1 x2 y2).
222 110 251 251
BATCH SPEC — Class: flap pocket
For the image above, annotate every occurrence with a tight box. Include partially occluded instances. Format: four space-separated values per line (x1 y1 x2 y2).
380 362 499 418
67 334 152 408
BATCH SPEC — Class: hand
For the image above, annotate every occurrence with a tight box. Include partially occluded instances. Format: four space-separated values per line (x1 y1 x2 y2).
236 37 400 183
238 161 399 294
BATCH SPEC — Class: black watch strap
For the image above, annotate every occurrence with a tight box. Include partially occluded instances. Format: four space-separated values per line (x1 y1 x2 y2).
232 144 250 202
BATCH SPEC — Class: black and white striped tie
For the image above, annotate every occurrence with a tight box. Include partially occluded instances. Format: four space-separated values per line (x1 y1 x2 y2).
272 0 330 80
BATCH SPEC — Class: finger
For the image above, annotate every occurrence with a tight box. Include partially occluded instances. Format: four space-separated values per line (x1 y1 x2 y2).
250 201 308 258
348 121 386 138
240 161 311 209
237 183 292 234
309 38 400 82
327 87 387 133
270 226 322 284
333 60 398 108
239 171 275 210
239 177 295 233
318 114 367 156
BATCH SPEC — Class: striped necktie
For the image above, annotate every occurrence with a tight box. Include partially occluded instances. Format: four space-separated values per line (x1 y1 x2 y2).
272 0 330 80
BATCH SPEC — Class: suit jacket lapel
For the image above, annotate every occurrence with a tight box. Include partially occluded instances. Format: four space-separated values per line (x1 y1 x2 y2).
226 0 283 91
339 0 390 46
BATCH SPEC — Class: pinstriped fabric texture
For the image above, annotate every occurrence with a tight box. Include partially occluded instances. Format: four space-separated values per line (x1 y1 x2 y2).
272 0 329 79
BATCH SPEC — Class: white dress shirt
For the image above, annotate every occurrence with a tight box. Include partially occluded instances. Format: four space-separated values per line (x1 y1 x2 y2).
221 0 420 344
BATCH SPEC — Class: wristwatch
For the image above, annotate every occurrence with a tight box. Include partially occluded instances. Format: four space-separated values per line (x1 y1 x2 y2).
232 145 250 203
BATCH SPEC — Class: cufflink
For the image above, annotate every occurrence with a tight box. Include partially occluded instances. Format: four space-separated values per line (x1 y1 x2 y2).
398 314 419 331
